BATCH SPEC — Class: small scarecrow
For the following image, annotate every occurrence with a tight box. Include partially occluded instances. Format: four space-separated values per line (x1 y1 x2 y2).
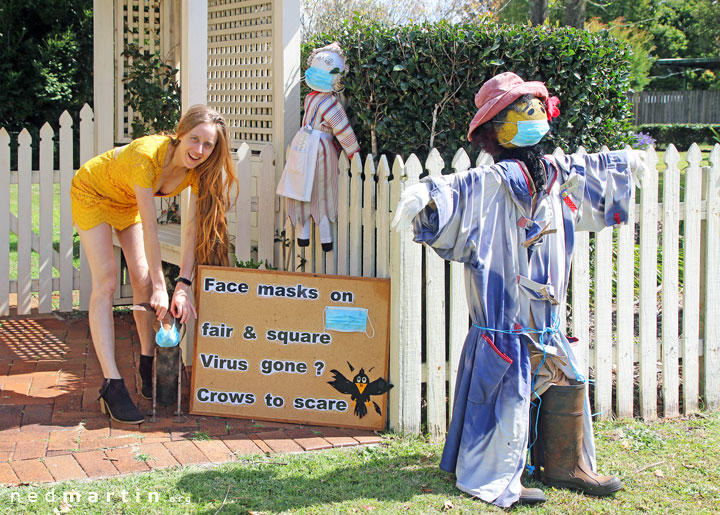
392 72 647 507
277 42 360 251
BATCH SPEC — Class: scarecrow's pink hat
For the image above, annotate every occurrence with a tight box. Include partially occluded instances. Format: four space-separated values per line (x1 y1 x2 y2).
467 72 549 141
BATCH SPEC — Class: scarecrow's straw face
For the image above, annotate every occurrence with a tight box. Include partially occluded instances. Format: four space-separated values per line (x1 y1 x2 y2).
496 97 548 149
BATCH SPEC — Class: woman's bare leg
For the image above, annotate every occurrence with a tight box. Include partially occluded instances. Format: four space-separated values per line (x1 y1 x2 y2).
115 223 156 357
76 223 120 379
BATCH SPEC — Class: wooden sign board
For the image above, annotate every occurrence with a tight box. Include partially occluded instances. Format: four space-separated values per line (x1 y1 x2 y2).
189 266 392 430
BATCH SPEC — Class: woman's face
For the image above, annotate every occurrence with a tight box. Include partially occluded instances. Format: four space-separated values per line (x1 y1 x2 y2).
176 122 218 169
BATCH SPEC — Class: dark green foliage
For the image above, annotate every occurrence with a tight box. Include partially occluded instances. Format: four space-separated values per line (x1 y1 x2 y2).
0 1 93 170
304 19 634 162
586 0 720 91
711 127 720 145
122 42 181 138
0 0 93 131
636 123 720 148
235 257 277 270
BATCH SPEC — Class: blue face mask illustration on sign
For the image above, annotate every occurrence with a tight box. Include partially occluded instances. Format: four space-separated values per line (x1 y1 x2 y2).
324 306 374 338
156 320 180 347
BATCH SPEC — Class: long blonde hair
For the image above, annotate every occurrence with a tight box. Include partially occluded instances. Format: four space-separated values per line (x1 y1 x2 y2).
172 105 238 273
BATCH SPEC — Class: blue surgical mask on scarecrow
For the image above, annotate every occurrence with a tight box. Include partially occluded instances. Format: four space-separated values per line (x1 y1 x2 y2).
496 97 551 148
505 119 550 147
304 67 335 92
305 43 346 93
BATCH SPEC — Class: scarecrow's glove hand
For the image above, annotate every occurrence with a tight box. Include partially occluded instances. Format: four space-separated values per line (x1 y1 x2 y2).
626 148 648 189
391 183 432 232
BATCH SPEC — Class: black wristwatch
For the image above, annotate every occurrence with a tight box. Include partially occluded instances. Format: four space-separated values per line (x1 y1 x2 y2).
176 276 192 287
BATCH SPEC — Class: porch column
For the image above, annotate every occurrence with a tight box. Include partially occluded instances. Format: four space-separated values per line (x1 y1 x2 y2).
93 0 114 153
181 0 208 109
272 0 301 265
180 0 208 360
274 0 302 155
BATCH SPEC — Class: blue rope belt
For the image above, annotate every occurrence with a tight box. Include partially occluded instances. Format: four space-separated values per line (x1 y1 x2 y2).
471 313 587 384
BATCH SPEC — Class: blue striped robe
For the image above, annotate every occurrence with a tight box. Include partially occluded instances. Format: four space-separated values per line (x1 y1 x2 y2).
411 151 634 507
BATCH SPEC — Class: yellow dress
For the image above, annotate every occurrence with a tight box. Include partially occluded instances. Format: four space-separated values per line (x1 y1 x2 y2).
71 135 199 231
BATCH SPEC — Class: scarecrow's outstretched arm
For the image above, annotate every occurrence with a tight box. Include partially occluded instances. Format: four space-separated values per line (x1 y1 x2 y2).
391 183 432 232
556 149 640 232
626 148 649 189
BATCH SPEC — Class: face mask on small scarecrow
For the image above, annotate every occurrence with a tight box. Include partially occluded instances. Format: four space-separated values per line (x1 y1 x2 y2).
276 42 360 253
305 44 346 93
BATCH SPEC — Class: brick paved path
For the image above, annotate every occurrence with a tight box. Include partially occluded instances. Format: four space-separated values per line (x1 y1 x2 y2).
0 312 380 485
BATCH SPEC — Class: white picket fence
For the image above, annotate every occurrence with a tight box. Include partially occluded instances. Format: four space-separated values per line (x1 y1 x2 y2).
1 107 94 315
284 143 720 432
3 106 720 432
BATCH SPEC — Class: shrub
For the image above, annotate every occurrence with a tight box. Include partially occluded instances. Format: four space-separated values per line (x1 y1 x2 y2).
0 1 92 131
635 123 720 149
304 19 635 163
122 43 181 138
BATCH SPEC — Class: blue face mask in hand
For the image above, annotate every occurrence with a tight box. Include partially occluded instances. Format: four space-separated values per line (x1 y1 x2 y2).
304 67 335 92
324 306 374 337
155 319 180 347
508 119 550 147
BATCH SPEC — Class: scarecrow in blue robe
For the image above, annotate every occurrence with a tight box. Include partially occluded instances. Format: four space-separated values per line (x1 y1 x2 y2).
392 72 647 507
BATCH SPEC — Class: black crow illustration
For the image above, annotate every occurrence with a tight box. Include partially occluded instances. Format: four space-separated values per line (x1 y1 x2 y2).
328 365 393 419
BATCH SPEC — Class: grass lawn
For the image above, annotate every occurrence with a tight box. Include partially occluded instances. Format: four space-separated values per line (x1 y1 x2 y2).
1 412 718 514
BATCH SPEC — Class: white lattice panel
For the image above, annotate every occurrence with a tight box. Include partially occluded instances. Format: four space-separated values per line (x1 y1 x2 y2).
208 0 274 146
115 0 163 142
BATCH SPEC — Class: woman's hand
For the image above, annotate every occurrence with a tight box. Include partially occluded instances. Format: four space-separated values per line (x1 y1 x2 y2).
150 287 170 322
171 283 197 324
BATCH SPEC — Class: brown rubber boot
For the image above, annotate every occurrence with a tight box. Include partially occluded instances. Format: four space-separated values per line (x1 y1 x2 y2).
539 383 623 496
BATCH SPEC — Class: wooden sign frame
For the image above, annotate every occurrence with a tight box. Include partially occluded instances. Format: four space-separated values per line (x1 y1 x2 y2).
189 266 392 430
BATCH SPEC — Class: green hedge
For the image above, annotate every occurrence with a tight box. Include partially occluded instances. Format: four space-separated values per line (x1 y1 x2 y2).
635 124 720 149
304 19 635 163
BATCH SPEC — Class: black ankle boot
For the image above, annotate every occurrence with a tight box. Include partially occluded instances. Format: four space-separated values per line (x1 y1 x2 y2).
98 378 145 424
518 486 546 504
139 354 153 400
297 238 310 247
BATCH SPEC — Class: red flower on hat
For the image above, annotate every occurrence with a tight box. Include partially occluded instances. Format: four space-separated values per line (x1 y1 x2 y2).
546 96 561 120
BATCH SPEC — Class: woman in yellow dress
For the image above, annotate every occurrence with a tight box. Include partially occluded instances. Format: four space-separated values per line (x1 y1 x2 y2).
71 105 237 423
